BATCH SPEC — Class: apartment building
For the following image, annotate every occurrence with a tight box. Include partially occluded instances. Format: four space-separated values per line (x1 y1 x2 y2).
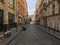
46 0 60 38
0 0 28 32
36 0 60 39
17 0 28 25
0 0 17 31
35 0 42 24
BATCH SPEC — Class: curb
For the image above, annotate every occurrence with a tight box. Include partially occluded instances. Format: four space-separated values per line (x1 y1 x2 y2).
46 31 60 40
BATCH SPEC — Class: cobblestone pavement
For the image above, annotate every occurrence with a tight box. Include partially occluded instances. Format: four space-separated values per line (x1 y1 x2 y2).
9 24 60 45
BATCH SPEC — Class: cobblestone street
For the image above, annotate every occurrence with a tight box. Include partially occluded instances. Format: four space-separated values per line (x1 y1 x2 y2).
0 0 60 45
8 24 60 45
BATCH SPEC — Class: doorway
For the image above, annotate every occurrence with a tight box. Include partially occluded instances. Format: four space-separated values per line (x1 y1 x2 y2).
8 13 15 29
0 9 4 31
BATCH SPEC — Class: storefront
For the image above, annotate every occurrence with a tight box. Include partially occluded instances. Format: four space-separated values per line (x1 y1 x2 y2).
8 13 15 29
18 14 22 25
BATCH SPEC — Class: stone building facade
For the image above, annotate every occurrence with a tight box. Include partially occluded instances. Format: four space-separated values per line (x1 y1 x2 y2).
36 0 60 39
0 0 17 31
17 0 28 25
0 0 28 32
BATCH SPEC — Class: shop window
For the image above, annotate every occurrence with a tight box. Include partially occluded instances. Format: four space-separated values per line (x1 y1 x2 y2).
8 13 15 24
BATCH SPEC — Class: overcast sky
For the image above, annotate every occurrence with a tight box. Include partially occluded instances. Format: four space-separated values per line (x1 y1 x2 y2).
26 0 36 15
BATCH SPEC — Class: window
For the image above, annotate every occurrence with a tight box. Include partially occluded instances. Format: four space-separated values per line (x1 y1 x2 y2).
48 0 50 4
8 13 15 24
13 0 15 9
52 4 55 14
8 0 15 10
57 0 60 3
43 2 47 8
43 2 47 11
0 0 4 3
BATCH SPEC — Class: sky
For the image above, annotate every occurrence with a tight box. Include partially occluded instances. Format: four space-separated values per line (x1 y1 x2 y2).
26 0 36 15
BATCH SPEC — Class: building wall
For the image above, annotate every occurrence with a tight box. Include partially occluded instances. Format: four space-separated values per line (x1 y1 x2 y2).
38 0 60 39
17 0 28 24
35 0 43 20
4 0 15 24
47 0 59 30
38 0 60 29
0 0 27 31
0 0 17 31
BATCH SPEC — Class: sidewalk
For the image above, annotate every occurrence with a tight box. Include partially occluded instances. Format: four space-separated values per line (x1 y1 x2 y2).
0 25 23 45
38 25 60 40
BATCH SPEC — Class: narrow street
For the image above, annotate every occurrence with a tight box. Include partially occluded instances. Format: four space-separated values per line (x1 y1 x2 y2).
9 24 60 45
0 0 60 45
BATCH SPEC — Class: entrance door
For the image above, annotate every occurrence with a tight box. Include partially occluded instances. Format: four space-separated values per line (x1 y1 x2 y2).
44 18 47 27
0 9 3 31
